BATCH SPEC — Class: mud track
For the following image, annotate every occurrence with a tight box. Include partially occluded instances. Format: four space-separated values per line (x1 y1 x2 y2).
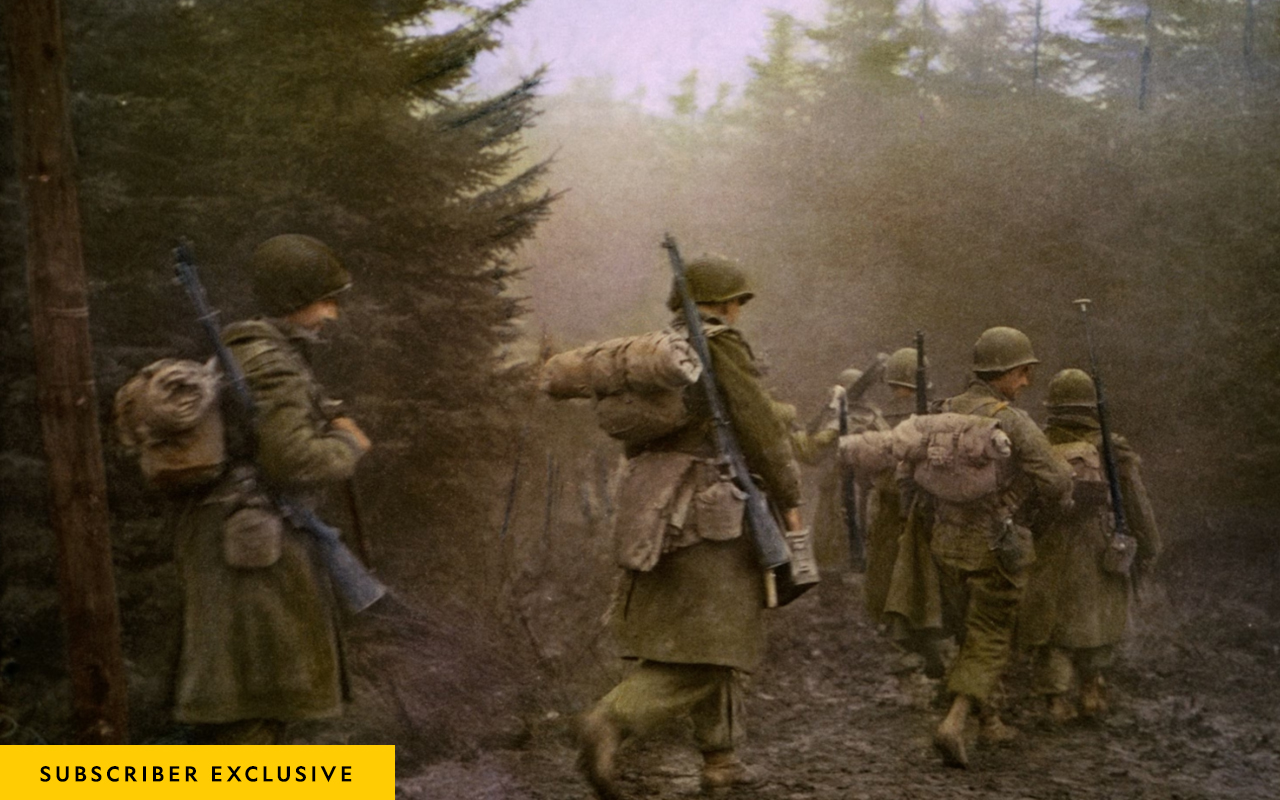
396 541 1279 800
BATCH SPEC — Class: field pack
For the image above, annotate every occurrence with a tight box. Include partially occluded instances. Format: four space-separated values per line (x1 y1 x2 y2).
540 329 703 444
1053 439 1111 511
113 358 226 490
840 412 1013 503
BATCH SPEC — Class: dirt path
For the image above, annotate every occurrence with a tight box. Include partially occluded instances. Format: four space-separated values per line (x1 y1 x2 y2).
396 550 1280 800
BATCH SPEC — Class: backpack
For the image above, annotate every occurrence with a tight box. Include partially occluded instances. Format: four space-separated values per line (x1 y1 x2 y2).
1052 439 1111 511
541 329 703 445
894 412 1014 503
113 358 227 490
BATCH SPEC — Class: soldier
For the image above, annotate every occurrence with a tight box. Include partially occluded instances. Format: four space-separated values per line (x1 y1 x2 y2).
929 327 1073 768
867 348 926 623
1018 368 1162 720
577 255 803 798
873 348 950 681
794 367 886 570
171 234 372 744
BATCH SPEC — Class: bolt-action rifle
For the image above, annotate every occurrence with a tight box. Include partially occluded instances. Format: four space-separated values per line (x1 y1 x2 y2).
837 356 887 573
662 234 818 607
915 330 928 415
174 241 386 612
1074 298 1137 576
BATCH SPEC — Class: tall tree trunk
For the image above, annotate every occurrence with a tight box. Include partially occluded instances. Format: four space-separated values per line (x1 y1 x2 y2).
3 0 129 743
1138 3 1153 110
1032 0 1043 94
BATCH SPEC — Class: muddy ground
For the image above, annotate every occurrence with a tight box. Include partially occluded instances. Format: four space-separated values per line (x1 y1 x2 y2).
395 530 1280 800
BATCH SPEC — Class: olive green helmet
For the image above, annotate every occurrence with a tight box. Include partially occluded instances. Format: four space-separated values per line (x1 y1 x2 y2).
973 326 1039 373
1046 368 1098 409
884 347 930 389
250 234 351 316
837 368 864 391
667 254 754 312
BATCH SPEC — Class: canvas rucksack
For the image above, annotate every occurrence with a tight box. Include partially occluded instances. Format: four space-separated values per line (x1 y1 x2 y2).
1053 439 1111 511
541 329 704 445
898 412 1014 504
113 358 227 490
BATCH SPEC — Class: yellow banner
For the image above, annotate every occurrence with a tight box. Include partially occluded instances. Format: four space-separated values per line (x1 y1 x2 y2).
0 745 394 799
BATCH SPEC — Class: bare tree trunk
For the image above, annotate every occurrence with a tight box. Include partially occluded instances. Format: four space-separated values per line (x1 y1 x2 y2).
1138 4 1153 111
1032 0 1043 94
4 0 128 743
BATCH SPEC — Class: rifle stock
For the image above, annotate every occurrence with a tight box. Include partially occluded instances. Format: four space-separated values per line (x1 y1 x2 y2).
662 234 816 606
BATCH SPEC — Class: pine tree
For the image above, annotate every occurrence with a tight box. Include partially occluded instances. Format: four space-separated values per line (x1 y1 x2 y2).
5 0 553 587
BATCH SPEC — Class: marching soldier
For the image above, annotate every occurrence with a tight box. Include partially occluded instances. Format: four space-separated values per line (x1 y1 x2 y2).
577 255 803 798
171 234 372 743
866 348 926 624
873 348 950 681
795 367 886 570
929 327 1073 768
1018 368 1162 720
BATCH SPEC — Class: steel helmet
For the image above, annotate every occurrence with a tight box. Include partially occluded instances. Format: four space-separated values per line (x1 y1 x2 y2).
1046 368 1098 408
837 368 864 391
973 327 1039 373
250 234 351 316
884 347 930 389
667 254 754 311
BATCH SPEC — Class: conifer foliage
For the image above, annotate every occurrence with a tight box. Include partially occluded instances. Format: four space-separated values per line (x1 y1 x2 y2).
3 0 551 566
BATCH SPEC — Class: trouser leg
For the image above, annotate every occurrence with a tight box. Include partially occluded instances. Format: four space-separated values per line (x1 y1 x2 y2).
1032 646 1075 697
595 660 743 751
941 567 1023 704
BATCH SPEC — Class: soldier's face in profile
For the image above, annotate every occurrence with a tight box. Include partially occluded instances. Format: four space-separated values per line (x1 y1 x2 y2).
991 364 1034 401
287 297 342 332
722 298 744 326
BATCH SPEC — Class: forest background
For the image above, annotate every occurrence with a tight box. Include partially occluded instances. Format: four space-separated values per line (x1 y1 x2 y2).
1 0 1277 764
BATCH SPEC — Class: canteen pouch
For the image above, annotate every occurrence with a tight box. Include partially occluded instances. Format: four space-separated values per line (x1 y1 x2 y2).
216 469 283 569
991 520 1036 575
1102 533 1138 577
692 474 747 542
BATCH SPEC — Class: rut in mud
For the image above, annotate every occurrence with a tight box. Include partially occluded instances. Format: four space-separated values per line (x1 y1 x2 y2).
394 526 1279 800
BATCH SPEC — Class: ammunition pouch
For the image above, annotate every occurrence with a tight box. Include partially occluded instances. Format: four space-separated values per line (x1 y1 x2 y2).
612 452 751 572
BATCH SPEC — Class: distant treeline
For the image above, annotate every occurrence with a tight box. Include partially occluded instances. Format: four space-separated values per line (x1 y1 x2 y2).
518 0 1280 517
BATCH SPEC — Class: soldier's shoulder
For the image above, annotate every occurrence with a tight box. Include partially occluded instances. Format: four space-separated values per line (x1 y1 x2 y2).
706 325 754 360
223 320 295 372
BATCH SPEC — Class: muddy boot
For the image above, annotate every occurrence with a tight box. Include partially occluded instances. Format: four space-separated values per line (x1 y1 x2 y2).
700 750 763 793
918 637 947 681
977 704 1019 745
1080 676 1109 718
577 709 623 800
933 695 970 769
1045 693 1079 724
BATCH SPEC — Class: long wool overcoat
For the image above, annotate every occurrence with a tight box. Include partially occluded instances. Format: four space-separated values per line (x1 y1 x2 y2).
613 317 802 674
1018 413 1162 650
172 319 365 723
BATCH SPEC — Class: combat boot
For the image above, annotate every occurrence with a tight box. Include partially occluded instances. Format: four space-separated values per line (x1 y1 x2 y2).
1046 693 1079 724
933 695 970 768
978 713 1019 744
1080 676 1109 718
577 709 623 800
700 750 763 793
